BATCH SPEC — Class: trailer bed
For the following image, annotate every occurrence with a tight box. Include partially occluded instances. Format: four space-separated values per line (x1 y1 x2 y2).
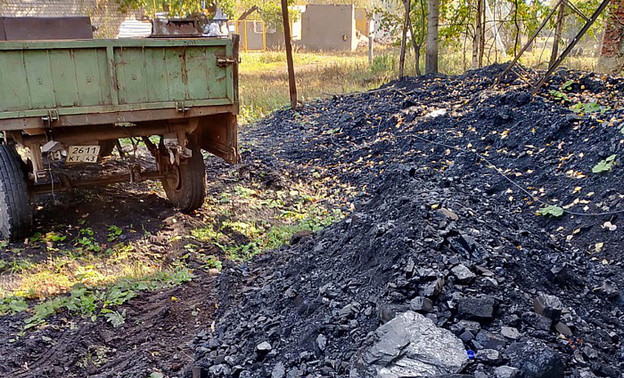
0 38 238 130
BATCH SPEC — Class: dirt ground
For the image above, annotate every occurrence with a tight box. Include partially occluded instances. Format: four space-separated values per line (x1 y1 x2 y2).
2 65 624 377
0 184 213 377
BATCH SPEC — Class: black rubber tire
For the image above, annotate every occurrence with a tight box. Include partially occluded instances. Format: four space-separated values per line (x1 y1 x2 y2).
98 139 117 157
0 145 33 241
161 143 206 212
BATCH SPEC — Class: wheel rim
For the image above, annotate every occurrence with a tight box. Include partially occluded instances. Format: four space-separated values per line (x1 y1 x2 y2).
170 164 182 191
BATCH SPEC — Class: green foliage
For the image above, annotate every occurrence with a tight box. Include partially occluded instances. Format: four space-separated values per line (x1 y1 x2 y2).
17 264 195 330
537 205 564 218
592 154 616 173
45 231 67 243
107 225 123 242
102 309 126 328
561 80 574 91
570 101 608 114
76 228 102 253
117 0 236 18
0 297 29 315
549 90 569 101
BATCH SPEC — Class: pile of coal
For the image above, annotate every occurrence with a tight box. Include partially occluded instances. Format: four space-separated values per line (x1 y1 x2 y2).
192 65 624 377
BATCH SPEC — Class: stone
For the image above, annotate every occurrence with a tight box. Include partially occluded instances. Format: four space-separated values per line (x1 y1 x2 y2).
554 322 572 337
550 265 573 284
316 334 327 352
501 326 520 340
494 366 520 378
410 297 433 312
459 330 474 342
457 296 496 321
533 293 563 321
457 320 481 335
439 208 459 221
209 364 232 376
476 348 500 362
451 264 476 283
364 311 467 376
272 362 286 378
290 230 313 245
256 341 272 352
474 330 507 351
420 278 445 298
506 340 564 378
522 312 552 331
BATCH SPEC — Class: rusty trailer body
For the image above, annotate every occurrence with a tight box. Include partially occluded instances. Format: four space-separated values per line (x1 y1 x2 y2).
0 32 239 240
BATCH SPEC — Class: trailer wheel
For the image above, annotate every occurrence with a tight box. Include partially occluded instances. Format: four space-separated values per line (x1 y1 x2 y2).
99 139 117 157
161 143 206 212
0 145 33 241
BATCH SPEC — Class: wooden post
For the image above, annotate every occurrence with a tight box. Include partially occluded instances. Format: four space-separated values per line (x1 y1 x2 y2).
280 0 298 109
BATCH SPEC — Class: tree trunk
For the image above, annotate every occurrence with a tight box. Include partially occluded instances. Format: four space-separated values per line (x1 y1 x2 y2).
513 0 520 55
478 0 485 67
426 0 439 74
404 0 421 75
550 3 566 68
472 0 482 68
399 0 410 78
597 0 624 72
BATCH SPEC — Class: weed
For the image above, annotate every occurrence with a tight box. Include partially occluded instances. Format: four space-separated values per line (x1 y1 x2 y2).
549 90 569 102
80 345 111 368
0 297 28 315
593 154 616 174
102 309 126 328
107 225 123 242
537 205 564 217
45 231 67 244
561 80 574 91
76 228 102 253
196 253 223 271
570 101 608 114
18 264 195 330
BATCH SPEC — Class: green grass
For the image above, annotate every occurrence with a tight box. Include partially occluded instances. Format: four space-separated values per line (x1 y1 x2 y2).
0 264 194 330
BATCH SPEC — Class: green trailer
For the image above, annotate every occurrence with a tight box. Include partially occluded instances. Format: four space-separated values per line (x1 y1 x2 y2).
0 36 239 240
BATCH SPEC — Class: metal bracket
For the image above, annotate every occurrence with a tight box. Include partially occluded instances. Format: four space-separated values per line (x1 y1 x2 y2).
176 101 190 113
41 109 59 125
216 57 239 66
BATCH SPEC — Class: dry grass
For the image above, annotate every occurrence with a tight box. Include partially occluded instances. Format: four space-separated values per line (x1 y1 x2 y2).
239 47 400 123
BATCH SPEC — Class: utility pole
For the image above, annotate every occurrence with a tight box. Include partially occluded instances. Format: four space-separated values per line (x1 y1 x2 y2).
280 0 298 109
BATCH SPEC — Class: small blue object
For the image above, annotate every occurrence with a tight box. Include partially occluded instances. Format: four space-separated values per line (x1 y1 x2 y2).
467 350 475 359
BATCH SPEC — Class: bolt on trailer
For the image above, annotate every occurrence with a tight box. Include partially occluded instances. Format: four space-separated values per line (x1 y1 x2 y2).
0 18 239 241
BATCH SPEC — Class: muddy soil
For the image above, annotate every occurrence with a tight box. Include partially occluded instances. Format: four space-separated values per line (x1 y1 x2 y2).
1 267 217 378
0 149 305 377
193 65 624 377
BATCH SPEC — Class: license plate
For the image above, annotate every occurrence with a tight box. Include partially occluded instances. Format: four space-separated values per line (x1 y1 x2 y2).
66 145 100 163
